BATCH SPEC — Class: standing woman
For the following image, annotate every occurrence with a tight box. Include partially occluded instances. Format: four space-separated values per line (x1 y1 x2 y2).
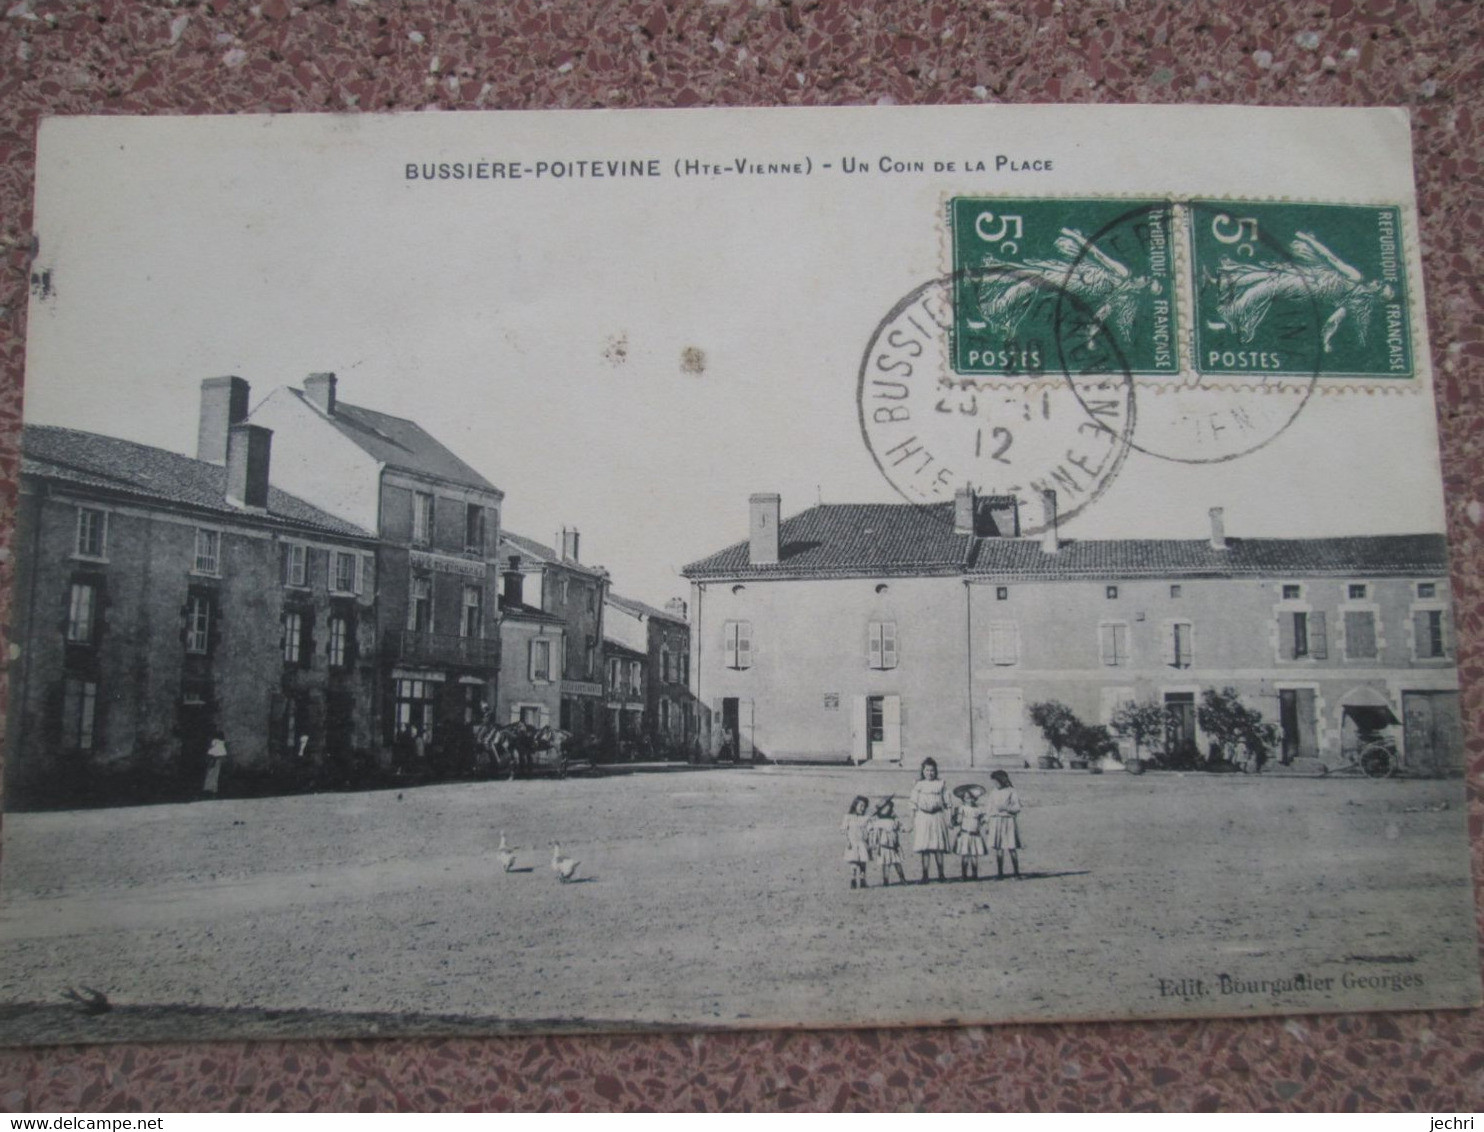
202 731 228 797
988 769 1024 879
909 757 953 883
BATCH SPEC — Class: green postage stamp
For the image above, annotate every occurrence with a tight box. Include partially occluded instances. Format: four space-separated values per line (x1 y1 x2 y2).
949 198 1413 380
948 197 1179 377
1191 200 1412 379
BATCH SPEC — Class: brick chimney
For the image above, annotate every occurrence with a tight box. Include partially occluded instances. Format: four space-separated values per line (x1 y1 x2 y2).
561 526 581 563
953 485 976 535
749 493 780 566
225 424 272 509
665 597 688 621
304 372 337 415
1209 506 1228 550
502 555 525 606
1040 489 1060 554
197 376 250 465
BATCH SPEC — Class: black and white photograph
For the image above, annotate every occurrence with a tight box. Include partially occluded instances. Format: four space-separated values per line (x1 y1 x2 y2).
0 105 1476 1044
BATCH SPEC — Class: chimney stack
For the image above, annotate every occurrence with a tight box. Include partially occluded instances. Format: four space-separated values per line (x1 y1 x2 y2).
561 526 581 563
304 372 337 416
1209 506 1228 550
225 424 273 509
665 597 688 621
953 485 976 536
197 376 250 465
1040 489 1060 554
749 493 781 566
502 555 525 606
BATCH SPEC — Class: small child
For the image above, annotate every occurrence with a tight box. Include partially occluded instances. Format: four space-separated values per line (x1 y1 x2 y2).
868 798 908 886
842 795 873 889
952 784 989 880
988 769 1024 879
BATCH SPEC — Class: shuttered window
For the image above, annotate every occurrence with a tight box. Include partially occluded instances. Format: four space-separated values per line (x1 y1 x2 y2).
724 621 753 670
1099 622 1128 667
867 621 898 669
1344 611 1377 659
988 621 1019 666
1414 609 1447 658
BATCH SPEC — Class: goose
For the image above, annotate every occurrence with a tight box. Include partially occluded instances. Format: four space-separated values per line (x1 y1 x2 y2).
549 841 580 883
495 832 516 873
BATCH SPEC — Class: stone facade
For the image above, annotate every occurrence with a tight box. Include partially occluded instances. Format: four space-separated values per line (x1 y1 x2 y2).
684 491 1461 772
8 420 377 806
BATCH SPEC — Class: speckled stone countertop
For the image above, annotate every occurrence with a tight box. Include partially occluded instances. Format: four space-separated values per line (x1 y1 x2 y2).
0 0 1481 1113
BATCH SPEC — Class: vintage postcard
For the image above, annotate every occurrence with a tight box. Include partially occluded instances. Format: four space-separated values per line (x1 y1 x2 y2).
1 105 1476 1044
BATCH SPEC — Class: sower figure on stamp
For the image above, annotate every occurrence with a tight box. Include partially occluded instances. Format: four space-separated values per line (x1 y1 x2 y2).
909 758 953 884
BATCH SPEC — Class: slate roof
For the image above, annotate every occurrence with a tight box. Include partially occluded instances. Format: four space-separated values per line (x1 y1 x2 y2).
681 501 1448 581
499 531 609 580
682 503 975 579
606 590 688 626
287 389 501 495
22 424 375 540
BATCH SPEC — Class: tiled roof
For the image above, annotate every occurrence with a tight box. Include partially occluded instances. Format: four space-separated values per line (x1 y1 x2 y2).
969 534 1450 579
499 531 609 579
22 425 375 540
289 390 501 495
602 635 647 660
681 500 1448 581
497 594 564 624
606 590 687 625
682 503 975 578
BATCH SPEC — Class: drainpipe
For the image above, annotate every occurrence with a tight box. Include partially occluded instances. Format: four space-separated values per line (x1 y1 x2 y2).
964 579 975 769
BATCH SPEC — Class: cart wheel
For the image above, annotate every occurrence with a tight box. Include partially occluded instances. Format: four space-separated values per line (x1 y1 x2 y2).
1359 744 1396 779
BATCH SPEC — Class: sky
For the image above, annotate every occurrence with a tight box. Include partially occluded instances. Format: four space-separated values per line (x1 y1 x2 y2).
22 107 1445 607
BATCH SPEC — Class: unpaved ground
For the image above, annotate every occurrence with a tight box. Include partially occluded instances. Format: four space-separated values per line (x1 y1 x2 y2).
0 767 1476 1044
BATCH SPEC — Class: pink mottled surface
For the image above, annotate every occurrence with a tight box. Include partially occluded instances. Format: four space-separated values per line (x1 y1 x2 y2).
0 0 1481 1113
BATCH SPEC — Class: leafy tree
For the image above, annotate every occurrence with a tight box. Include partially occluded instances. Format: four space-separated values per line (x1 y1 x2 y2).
1069 720 1119 762
1028 701 1079 761
1109 699 1172 764
1197 687 1280 771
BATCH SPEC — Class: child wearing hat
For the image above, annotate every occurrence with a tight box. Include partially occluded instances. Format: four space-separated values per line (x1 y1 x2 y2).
842 795 873 889
868 798 908 886
952 784 990 880
988 770 1024 879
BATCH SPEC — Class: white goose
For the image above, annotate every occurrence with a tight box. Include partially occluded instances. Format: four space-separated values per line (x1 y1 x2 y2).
496 832 516 873
549 840 581 883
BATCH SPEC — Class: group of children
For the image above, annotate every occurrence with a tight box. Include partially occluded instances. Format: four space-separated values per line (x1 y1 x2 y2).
842 759 1023 888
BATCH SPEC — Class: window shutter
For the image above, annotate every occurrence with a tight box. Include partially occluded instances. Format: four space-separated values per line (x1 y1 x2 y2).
1310 611 1328 659
1181 624 1193 668
736 622 752 668
1162 623 1176 667
280 544 291 585
881 695 902 760
1278 613 1295 659
723 622 738 668
867 622 883 668
882 621 898 669
1437 610 1450 655
1413 610 1429 656
1100 624 1114 666
357 554 372 595
1346 611 1376 658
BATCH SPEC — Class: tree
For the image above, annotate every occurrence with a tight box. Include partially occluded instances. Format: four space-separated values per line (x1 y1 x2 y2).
1109 699 1171 765
1197 687 1280 771
1028 701 1080 763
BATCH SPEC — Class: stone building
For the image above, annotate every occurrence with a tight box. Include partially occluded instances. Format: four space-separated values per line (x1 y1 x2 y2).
604 591 697 753
681 490 1460 771
496 529 609 742
248 374 504 762
494 556 566 729
8 405 377 806
601 635 647 749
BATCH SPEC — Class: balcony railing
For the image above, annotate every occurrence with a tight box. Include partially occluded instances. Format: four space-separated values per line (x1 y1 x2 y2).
391 629 500 670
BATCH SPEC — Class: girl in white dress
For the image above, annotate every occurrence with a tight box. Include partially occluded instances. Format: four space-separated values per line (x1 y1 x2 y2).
842 795 872 889
868 798 907 887
952 784 989 880
909 758 953 884
988 769 1024 879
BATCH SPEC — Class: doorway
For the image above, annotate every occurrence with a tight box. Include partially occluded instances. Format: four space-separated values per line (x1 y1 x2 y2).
1278 687 1319 763
1402 691 1462 775
1164 692 1197 763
